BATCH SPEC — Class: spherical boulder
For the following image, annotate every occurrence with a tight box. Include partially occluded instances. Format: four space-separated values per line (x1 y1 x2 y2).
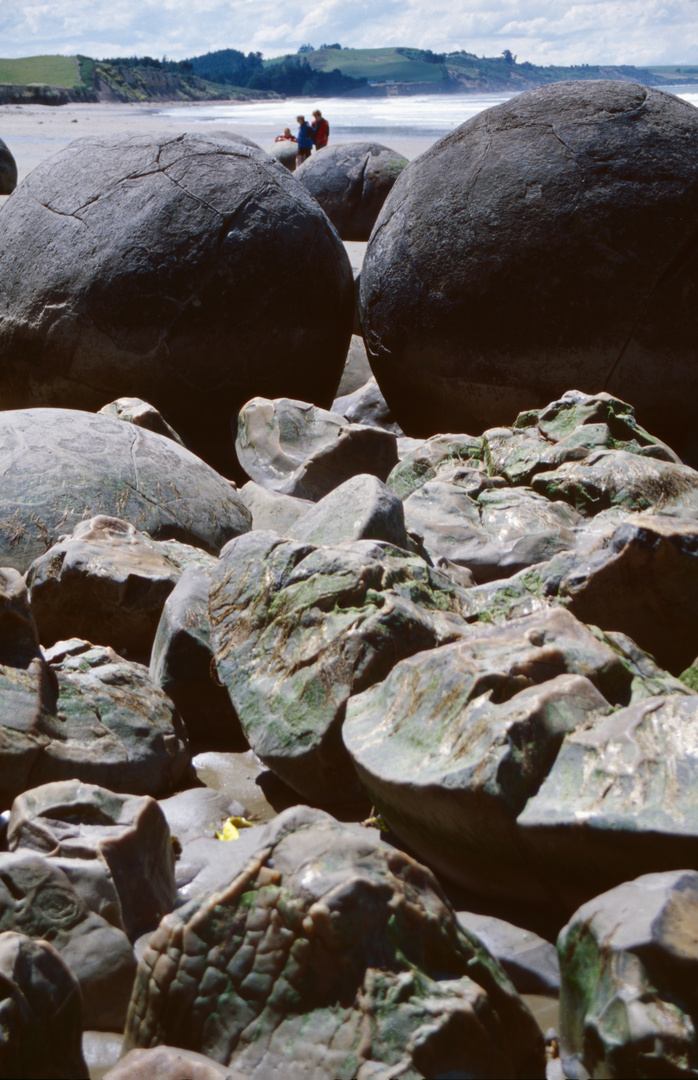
0 132 354 474
0 407 251 571
295 142 408 240
267 139 298 171
0 138 17 194
360 82 698 454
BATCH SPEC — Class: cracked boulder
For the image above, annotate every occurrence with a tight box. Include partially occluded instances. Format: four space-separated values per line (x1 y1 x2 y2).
0 408 251 573
98 396 186 445
8 780 177 939
26 516 182 661
0 132 354 475
0 851 136 1031
343 606 695 906
361 82 698 454
289 473 410 550
557 870 698 1077
295 142 408 241
122 805 545 1079
0 931 87 1079
235 396 397 501
0 138 17 195
210 531 470 802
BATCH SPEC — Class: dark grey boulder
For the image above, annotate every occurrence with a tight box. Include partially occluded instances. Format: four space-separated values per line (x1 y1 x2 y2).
199 128 261 150
557 871 698 1077
266 139 298 170
456 911 560 996
295 142 408 241
210 531 470 802
0 852 135 1031
150 569 247 748
123 806 545 1078
0 138 17 195
0 132 354 474
361 83 698 454
236 396 398 501
0 931 88 1078
0 408 251 572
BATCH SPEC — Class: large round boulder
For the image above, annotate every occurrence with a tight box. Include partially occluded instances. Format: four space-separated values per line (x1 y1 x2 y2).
0 132 354 474
267 139 298 171
0 138 17 194
295 142 408 240
360 82 698 454
0 408 251 571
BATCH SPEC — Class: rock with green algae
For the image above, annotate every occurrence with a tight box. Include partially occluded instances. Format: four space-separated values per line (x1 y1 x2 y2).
209 530 470 803
343 606 696 907
518 695 698 905
386 432 485 499
122 806 545 1080
557 870 698 1078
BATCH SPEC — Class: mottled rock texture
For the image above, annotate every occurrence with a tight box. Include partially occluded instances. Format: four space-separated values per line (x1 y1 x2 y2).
98 397 186 445
361 83 698 455
0 132 354 473
558 870 698 1077
210 531 470 802
295 142 408 240
123 806 545 1078
0 408 251 573
236 396 397 501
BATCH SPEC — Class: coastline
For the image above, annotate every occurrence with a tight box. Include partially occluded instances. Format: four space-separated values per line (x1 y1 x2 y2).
0 99 435 184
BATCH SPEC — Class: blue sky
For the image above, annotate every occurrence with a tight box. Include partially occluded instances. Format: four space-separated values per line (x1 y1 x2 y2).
2 0 697 66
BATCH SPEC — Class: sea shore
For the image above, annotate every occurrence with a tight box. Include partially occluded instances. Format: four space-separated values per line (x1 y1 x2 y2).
0 99 435 184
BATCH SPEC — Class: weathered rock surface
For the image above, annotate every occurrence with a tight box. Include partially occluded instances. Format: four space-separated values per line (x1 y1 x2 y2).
98 397 186 444
386 432 487 499
0 132 354 473
150 570 246 748
403 481 580 582
33 639 191 797
105 1045 243 1080
333 375 402 434
344 607 695 904
0 931 88 1078
266 139 297 170
558 870 698 1077
289 473 410 549
295 142 408 241
236 396 398 501
0 851 135 1031
0 408 251 573
157 788 246 849
361 83 698 454
237 482 311 535
456 911 560 995
8 781 177 939
123 806 545 1078
0 138 17 195
210 531 470 802
26 516 181 660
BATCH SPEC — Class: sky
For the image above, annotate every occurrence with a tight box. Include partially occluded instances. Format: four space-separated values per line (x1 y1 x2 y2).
2 0 698 67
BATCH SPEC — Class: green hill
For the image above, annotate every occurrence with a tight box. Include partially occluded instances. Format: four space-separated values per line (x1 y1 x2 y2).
0 55 82 88
270 46 445 84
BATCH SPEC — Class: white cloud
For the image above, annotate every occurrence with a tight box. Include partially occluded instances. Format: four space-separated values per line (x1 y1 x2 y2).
0 0 697 66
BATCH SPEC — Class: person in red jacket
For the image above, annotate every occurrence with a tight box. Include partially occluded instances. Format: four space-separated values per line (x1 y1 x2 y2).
312 110 330 150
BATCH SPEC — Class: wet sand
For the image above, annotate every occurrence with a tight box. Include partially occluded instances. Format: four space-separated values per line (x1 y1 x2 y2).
0 99 434 184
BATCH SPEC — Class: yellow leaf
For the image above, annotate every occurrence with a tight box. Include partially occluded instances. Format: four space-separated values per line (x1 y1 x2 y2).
215 816 255 841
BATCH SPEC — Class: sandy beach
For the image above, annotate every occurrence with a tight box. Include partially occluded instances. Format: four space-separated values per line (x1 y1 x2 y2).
0 99 435 184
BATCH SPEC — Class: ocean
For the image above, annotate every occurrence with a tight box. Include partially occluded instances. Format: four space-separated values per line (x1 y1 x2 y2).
160 85 698 148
